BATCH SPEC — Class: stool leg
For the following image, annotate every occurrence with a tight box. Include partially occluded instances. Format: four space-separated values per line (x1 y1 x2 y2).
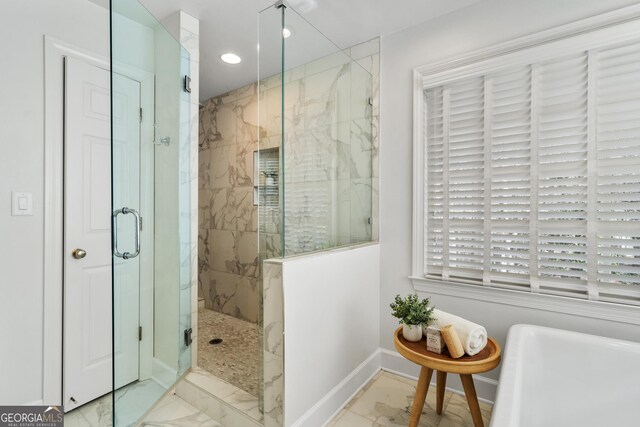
460 374 484 427
436 371 447 415
409 367 433 427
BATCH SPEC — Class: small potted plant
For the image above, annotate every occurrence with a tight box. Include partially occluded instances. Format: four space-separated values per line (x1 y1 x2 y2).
390 294 435 342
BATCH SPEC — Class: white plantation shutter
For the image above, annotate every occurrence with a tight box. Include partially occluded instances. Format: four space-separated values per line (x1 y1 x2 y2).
536 53 589 296
489 66 531 287
596 41 640 302
424 38 640 305
425 88 444 275
447 78 485 281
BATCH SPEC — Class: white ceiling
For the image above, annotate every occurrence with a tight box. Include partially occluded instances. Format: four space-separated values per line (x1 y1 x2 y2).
108 0 481 100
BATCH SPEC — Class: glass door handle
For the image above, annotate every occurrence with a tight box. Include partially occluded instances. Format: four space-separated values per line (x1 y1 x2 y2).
113 207 141 260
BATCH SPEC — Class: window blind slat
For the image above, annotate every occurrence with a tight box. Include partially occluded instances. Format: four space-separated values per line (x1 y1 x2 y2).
424 39 640 304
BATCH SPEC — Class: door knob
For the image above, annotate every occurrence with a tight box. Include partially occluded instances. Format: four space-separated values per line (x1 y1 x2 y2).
72 249 87 259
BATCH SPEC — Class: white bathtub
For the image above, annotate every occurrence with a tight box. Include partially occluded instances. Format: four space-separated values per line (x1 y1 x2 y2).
491 324 640 427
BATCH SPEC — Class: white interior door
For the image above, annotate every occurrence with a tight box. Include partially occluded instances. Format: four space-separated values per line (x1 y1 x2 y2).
63 56 141 410
111 71 142 390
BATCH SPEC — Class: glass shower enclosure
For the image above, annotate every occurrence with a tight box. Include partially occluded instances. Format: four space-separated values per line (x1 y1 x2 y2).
110 1 192 425
258 3 374 259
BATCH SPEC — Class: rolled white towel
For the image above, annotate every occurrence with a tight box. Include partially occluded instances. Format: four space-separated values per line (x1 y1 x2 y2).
432 309 487 356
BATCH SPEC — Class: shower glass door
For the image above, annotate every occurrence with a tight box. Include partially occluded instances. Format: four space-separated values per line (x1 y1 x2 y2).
111 1 192 425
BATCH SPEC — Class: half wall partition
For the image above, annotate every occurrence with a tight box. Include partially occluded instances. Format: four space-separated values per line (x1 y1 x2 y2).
258 3 375 426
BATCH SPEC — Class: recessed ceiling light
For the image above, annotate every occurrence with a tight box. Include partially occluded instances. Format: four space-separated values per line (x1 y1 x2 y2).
282 27 292 38
220 53 241 64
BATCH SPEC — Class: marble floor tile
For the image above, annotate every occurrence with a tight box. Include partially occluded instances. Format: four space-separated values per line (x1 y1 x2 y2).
330 371 493 427
185 367 239 400
197 308 260 396
436 393 492 427
224 388 261 420
64 409 93 427
73 393 112 427
113 380 166 427
139 394 221 427
328 409 376 427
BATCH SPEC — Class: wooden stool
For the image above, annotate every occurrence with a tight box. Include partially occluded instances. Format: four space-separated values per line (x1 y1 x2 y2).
393 327 501 427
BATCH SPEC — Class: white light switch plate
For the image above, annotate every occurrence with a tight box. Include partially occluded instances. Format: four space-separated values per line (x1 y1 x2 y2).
12 191 33 216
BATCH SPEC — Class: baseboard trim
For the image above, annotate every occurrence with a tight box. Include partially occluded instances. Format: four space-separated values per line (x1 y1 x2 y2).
292 349 382 427
380 349 498 404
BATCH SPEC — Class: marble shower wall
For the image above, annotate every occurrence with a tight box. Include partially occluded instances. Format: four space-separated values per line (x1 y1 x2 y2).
198 38 380 323
278 38 380 255
199 83 265 324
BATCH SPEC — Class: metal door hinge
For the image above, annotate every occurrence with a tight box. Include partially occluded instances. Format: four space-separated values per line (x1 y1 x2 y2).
139 216 143 231
139 326 143 341
183 75 191 93
184 328 193 347
139 108 143 123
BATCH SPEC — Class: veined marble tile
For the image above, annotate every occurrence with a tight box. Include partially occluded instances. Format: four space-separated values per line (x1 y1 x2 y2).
262 262 283 356
209 188 236 230
113 380 167 426
350 178 373 243
371 114 379 179
208 145 236 189
236 94 260 143
64 410 93 427
336 178 352 241
351 119 373 179
201 98 236 149
437 392 492 427
263 350 284 427
266 85 283 137
372 177 379 242
184 368 239 400
262 261 284 427
138 394 220 427
199 109 207 151
199 149 211 189
219 403 261 427
224 389 261 421
327 409 374 427
236 82 257 99
236 140 257 187
350 64 373 123
236 276 259 323
207 270 237 315
234 187 257 232
74 394 112 427
347 372 443 427
235 231 259 278
199 189 212 229
175 380 223 421
208 229 235 273
260 233 282 259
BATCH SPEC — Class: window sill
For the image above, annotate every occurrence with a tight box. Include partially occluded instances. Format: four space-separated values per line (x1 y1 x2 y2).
410 276 640 326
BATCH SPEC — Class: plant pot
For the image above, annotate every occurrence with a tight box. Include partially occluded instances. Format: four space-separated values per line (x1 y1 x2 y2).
402 324 423 342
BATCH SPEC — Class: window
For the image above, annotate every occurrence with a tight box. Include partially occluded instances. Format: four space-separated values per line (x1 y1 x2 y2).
415 15 640 305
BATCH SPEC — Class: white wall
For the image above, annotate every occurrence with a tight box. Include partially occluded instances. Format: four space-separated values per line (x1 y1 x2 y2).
282 244 380 426
0 0 109 405
379 0 640 400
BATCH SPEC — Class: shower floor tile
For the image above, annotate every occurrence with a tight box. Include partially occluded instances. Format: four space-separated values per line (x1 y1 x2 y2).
197 308 260 397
